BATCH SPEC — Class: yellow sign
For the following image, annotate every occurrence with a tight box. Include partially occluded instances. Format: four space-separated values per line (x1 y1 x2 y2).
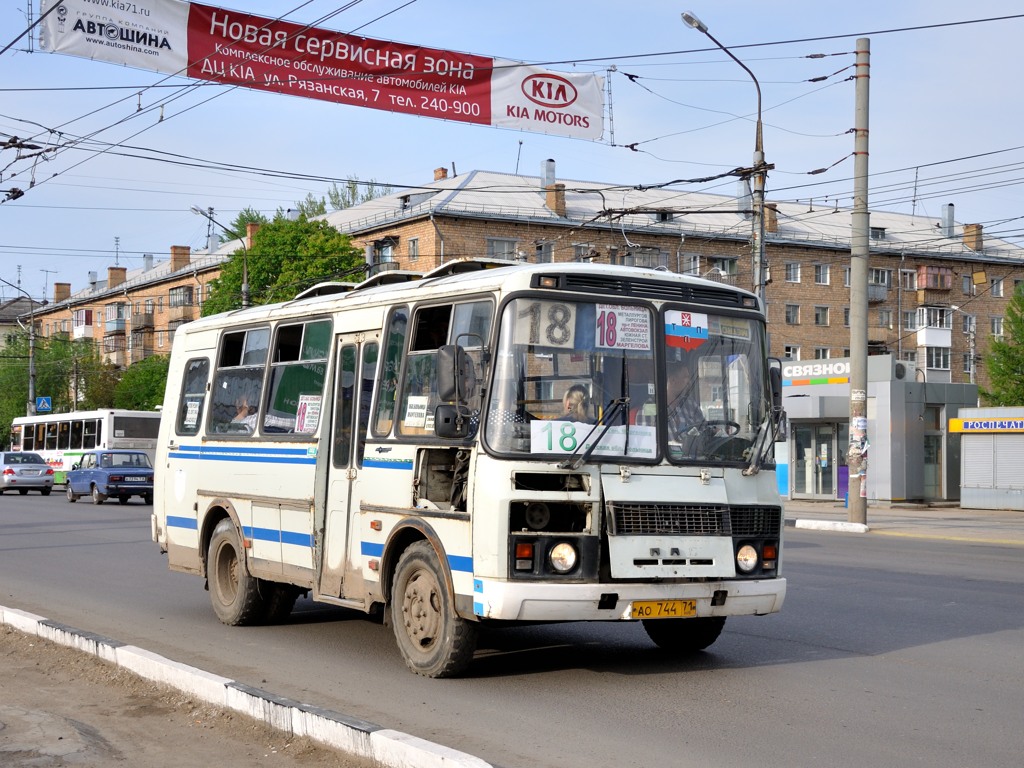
949 418 1024 433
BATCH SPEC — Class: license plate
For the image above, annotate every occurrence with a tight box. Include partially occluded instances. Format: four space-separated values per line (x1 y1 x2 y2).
125 476 147 482
631 599 697 619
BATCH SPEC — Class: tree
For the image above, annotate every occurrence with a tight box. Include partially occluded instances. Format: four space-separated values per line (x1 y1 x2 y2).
114 355 169 410
202 214 365 315
0 335 117 443
221 207 269 243
981 284 1024 405
293 192 327 218
327 176 392 210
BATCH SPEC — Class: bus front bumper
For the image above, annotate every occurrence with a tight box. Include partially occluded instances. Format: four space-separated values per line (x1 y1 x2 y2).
471 577 786 621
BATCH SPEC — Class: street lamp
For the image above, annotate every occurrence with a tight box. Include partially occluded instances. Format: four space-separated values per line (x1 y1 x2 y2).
682 11 769 306
191 205 250 308
0 277 47 415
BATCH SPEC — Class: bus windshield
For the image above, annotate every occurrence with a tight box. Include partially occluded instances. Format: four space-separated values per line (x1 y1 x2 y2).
483 297 770 465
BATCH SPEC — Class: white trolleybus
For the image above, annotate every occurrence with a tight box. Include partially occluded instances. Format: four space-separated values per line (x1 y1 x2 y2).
11 409 161 484
153 259 787 677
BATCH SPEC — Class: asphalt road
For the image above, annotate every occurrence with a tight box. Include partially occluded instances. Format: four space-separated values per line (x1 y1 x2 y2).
2 493 1023 768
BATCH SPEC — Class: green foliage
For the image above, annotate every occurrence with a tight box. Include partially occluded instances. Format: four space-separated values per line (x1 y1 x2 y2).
293 193 327 218
327 177 392 210
202 215 365 315
114 355 170 410
981 284 1024 405
0 335 116 445
220 207 269 243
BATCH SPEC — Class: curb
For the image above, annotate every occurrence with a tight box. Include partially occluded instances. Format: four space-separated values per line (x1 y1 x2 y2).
0 605 494 768
785 518 870 534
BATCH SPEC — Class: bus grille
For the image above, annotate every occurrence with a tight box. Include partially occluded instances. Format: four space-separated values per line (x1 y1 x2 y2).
609 503 782 537
556 275 748 309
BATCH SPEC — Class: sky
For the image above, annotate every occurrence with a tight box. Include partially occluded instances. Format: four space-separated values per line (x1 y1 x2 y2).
2 0 1023 304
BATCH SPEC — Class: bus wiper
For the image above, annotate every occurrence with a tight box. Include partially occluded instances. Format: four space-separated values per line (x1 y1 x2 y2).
742 412 775 476
558 397 629 470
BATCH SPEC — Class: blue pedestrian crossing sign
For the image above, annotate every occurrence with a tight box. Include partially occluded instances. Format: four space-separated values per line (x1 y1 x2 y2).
35 396 51 413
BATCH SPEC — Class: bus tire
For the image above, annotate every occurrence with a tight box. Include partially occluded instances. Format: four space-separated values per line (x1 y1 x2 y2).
260 582 300 624
390 541 477 678
208 518 264 626
91 486 106 505
642 616 726 653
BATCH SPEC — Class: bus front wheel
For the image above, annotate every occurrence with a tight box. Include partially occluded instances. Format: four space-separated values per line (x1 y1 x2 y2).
208 518 264 626
390 541 477 678
642 616 726 653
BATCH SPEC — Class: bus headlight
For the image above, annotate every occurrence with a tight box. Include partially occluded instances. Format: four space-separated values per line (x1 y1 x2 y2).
736 544 759 573
549 542 578 573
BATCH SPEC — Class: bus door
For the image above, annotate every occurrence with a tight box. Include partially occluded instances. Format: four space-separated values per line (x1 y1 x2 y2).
317 333 379 599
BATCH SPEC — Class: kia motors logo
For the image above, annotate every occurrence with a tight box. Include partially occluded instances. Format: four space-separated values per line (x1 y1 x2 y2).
522 74 577 108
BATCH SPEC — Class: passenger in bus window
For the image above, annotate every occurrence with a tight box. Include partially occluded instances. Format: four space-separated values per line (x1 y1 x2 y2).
561 384 591 423
666 360 707 438
233 395 258 431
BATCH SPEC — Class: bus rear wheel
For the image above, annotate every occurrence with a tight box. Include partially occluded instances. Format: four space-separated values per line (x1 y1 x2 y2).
208 518 264 626
642 616 726 653
390 541 477 678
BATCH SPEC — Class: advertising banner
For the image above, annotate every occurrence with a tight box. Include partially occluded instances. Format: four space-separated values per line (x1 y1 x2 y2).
39 0 604 140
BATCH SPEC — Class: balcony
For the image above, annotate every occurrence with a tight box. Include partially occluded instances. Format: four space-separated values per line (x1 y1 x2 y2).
868 325 891 343
132 311 154 329
72 325 93 340
103 348 127 367
867 283 888 303
105 317 126 334
916 287 950 306
916 326 952 348
130 345 154 364
168 304 194 323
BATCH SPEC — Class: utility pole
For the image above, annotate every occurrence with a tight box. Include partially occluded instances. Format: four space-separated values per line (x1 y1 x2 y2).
847 38 870 525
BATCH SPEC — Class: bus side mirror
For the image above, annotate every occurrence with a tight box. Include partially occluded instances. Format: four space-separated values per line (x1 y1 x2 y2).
434 404 471 439
437 344 474 403
768 360 788 439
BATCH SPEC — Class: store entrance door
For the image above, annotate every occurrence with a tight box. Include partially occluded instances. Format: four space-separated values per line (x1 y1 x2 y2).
792 423 839 499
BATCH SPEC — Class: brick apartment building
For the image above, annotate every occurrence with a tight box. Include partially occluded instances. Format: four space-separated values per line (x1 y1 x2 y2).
323 161 1023 390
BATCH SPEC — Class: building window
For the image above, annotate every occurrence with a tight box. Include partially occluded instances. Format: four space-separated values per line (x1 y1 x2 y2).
630 249 668 269
961 314 976 334
814 348 830 360
785 262 800 283
535 241 554 263
843 307 850 327
712 256 738 275
814 306 829 326
918 265 953 289
962 275 974 295
902 310 917 331
785 305 800 324
486 238 518 259
870 226 886 240
992 317 1004 339
963 353 974 375
844 266 851 288
783 345 800 360
869 268 892 288
878 309 892 329
900 269 917 291
926 347 950 370
901 351 917 364
169 286 194 307
814 264 830 285
920 306 950 329
991 277 1004 297
408 237 419 262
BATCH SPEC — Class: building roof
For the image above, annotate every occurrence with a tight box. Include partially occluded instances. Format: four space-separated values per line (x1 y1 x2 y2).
322 168 1024 263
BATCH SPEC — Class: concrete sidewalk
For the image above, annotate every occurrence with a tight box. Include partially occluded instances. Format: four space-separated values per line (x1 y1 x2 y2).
784 498 1024 546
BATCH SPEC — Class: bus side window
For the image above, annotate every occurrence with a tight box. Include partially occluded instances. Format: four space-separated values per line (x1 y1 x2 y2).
332 344 357 467
356 342 378 467
176 358 210 436
374 306 408 436
210 327 269 436
264 319 331 434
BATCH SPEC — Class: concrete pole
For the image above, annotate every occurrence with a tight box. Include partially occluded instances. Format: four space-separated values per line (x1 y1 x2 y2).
847 39 870 525
27 305 36 416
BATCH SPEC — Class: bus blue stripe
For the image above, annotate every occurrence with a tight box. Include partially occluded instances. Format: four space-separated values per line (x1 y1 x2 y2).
448 555 473 573
169 451 315 465
362 458 414 470
242 526 313 549
361 541 384 557
175 444 314 456
167 515 197 530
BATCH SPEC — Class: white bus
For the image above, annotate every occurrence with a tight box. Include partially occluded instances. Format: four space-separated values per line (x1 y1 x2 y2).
10 409 161 484
153 259 787 677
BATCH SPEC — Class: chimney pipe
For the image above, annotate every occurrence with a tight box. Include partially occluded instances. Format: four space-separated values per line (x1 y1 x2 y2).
541 158 556 188
54 282 71 304
765 202 779 234
143 253 154 272
88 271 98 287
737 178 752 220
170 245 191 272
941 203 955 238
108 266 127 289
434 167 448 181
